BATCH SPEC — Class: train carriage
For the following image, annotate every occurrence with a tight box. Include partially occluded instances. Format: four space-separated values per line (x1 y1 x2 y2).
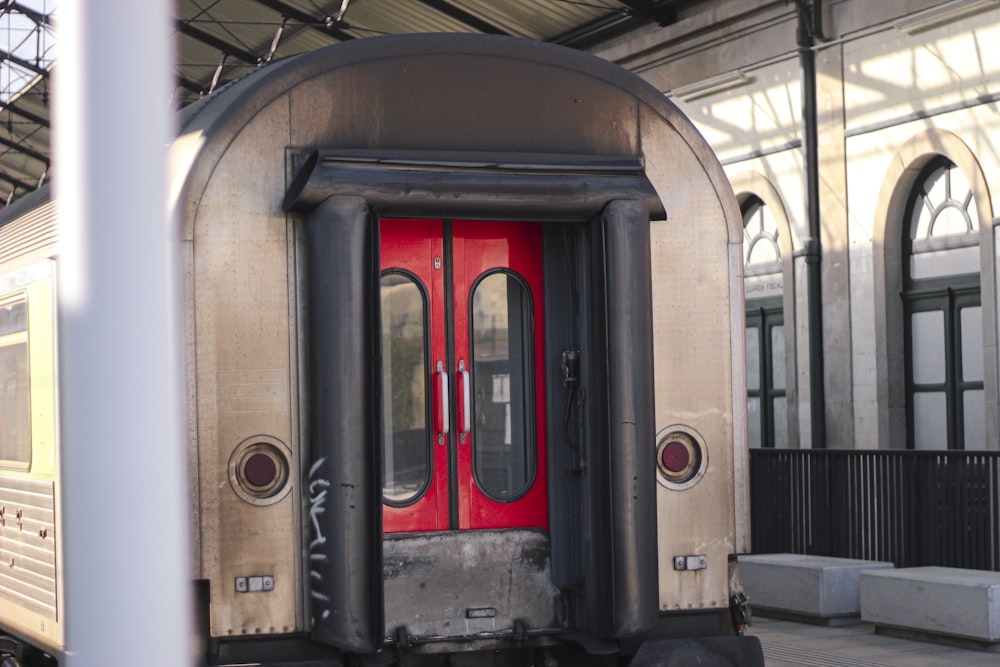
0 34 760 666
0 191 60 667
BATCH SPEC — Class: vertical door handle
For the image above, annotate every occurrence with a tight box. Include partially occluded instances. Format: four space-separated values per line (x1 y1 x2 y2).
435 360 449 444
457 360 471 443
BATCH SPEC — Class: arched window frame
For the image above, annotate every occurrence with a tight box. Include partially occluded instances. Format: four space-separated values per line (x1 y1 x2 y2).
873 130 997 450
731 171 799 448
901 157 982 449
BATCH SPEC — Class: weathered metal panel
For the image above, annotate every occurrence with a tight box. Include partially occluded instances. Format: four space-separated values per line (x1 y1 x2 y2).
192 96 303 637
383 529 561 647
641 101 745 612
283 37 640 160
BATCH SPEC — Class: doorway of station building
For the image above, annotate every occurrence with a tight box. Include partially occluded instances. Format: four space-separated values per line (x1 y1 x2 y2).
901 157 983 449
742 194 787 449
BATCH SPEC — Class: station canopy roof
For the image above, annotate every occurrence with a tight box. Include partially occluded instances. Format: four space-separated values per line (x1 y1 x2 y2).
0 0 706 206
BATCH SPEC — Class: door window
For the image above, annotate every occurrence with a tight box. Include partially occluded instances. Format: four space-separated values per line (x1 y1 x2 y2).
470 271 536 501
745 303 786 448
381 271 431 505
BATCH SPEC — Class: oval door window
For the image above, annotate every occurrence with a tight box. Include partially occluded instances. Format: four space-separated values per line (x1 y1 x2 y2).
381 271 431 505
470 270 536 501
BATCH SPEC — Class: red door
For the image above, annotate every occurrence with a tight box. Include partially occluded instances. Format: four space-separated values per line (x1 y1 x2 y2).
380 218 547 533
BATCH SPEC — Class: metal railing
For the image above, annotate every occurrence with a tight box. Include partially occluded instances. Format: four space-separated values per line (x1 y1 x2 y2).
750 449 1000 570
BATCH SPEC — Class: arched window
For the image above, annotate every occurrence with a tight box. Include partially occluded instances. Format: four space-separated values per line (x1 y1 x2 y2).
902 157 983 449
743 196 782 271
743 195 786 448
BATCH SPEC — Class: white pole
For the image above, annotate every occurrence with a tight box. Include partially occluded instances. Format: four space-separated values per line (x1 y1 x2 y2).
53 0 190 665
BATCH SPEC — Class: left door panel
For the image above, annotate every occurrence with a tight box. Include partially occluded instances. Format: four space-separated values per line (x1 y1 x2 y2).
380 218 450 532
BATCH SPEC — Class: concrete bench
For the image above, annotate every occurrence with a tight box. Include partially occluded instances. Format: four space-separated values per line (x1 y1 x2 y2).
861 566 1000 645
739 554 894 624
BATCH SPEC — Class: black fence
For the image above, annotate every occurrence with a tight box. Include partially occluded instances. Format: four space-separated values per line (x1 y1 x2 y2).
750 449 1000 571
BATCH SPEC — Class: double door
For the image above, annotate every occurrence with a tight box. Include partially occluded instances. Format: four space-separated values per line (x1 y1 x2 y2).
380 218 547 533
903 282 983 449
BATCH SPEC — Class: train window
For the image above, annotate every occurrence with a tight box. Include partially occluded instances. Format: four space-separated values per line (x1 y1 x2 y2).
470 270 535 502
381 271 431 505
0 296 30 468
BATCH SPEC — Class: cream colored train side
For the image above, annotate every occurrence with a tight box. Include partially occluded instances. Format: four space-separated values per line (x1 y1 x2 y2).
0 191 61 667
0 34 759 667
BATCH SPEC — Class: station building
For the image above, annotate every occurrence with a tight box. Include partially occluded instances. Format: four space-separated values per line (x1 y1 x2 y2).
596 0 1000 450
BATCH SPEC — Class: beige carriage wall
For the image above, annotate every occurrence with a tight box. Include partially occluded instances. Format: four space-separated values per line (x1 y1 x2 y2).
642 104 747 611
186 96 302 637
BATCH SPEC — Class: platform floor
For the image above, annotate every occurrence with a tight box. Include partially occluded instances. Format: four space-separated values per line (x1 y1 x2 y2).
746 615 1000 666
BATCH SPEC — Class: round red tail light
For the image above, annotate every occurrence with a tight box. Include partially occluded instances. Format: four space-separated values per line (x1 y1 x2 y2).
655 427 707 490
661 440 691 473
228 436 292 505
244 452 279 488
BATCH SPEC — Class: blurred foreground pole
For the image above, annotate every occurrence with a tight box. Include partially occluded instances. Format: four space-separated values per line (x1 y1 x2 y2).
53 1 190 666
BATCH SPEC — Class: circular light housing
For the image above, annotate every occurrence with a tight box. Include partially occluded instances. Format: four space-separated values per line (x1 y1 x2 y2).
228 436 292 505
655 426 707 490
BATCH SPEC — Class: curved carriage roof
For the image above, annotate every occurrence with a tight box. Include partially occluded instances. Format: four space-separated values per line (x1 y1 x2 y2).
171 31 740 246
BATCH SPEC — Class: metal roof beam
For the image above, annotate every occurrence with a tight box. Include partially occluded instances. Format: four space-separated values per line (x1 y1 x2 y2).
552 1 688 49
552 12 642 49
0 135 46 164
0 169 37 193
0 47 48 77
175 74 206 96
176 21 260 65
247 0 355 41
0 99 48 128
0 1 52 27
414 0 509 35
616 0 679 26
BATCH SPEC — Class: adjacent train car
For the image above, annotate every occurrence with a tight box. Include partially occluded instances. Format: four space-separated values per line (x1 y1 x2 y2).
0 191 60 667
0 34 760 666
